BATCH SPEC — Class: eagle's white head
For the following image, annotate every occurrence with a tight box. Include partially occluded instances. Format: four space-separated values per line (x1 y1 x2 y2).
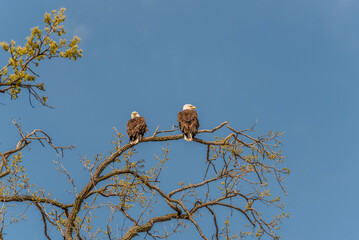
183 104 196 111
131 111 140 119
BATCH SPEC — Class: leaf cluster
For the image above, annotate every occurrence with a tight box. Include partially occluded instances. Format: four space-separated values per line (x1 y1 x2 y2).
0 8 83 106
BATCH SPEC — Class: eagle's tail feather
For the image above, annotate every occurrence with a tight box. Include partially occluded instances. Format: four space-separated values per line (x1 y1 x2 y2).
184 133 193 142
130 138 140 145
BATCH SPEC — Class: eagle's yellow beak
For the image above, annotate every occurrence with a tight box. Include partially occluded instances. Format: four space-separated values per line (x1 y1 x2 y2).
191 106 196 109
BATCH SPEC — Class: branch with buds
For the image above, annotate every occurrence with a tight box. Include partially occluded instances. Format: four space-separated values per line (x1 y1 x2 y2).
0 116 288 240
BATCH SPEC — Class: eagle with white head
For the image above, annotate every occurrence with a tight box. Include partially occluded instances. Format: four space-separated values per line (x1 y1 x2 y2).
127 111 148 144
177 104 199 141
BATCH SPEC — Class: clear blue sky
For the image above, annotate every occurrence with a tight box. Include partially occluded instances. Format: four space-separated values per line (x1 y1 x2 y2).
1 0 359 239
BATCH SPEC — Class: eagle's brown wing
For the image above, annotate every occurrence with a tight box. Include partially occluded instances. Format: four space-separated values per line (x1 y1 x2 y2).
127 117 148 141
177 109 199 137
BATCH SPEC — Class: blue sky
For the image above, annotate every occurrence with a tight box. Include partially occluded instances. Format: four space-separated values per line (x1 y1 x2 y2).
1 0 359 239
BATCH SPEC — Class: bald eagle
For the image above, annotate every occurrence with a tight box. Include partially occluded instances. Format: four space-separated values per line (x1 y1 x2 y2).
127 111 148 144
177 104 199 141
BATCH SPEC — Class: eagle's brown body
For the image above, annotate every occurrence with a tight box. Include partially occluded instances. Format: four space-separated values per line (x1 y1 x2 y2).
127 116 148 144
177 109 199 141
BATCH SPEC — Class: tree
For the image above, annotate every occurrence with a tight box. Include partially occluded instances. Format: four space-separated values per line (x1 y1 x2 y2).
0 9 289 240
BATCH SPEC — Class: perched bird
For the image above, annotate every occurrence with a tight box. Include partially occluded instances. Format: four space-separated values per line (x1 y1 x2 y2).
127 111 148 144
177 104 200 141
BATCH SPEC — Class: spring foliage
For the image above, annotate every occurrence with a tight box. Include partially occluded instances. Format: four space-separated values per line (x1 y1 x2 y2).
0 8 82 106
